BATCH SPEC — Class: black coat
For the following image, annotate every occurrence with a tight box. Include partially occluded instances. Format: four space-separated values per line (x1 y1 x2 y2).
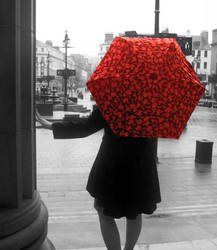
52 108 161 219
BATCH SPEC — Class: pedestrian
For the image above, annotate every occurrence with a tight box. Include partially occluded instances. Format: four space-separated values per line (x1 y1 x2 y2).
36 107 161 250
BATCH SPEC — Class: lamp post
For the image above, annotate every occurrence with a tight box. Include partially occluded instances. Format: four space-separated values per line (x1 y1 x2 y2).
39 60 47 104
154 0 160 162
154 0 160 34
40 60 45 77
47 53 51 87
63 31 71 111
56 31 75 111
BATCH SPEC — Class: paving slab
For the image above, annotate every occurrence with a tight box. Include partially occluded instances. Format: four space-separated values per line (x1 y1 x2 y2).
36 106 217 249
37 156 217 249
57 239 217 250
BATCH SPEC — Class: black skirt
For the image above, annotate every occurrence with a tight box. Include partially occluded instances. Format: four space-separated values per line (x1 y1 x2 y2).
52 108 161 219
86 131 161 219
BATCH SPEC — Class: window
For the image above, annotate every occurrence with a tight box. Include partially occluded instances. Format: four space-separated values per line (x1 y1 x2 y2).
204 50 208 57
192 50 195 56
41 47 44 52
101 47 103 51
197 50 201 57
197 62 200 69
106 46 109 51
204 62 207 69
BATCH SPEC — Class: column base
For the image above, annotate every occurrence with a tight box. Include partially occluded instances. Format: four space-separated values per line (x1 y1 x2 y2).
0 191 55 250
38 238 56 250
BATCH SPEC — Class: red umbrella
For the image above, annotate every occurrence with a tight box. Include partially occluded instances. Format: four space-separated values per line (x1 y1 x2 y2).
87 37 205 139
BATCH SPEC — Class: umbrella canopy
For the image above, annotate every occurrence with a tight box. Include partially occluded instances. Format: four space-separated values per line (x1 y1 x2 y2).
87 37 205 139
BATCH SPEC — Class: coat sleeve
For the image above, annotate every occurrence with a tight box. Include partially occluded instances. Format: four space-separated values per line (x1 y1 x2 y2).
52 108 106 139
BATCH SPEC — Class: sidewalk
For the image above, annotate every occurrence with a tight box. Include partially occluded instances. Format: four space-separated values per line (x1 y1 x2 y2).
36 105 217 249
61 239 217 250
37 156 217 250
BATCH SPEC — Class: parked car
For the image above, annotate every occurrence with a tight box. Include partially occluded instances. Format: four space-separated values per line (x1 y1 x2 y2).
206 101 212 108
198 100 214 108
198 100 205 106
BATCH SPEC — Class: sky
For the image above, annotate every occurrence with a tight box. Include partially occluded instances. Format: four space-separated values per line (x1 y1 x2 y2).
36 0 217 56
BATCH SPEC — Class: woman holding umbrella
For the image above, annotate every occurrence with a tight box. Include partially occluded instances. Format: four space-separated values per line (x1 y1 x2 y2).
36 107 161 250
36 35 205 250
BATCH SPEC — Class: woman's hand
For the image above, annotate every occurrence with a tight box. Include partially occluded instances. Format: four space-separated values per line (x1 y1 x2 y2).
36 109 52 130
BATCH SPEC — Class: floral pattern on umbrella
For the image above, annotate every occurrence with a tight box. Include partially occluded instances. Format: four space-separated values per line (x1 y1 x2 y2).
87 37 205 139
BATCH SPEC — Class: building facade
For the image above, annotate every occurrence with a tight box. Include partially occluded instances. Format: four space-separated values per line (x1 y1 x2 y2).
36 40 75 92
211 29 217 75
187 31 211 81
185 31 213 98
210 29 217 100
68 54 93 96
98 33 114 62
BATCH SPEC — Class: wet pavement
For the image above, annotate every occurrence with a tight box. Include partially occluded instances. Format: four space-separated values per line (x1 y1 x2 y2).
158 106 217 158
36 104 217 249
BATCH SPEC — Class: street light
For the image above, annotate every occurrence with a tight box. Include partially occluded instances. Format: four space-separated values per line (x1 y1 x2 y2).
154 0 160 162
56 31 76 111
46 53 51 87
154 0 160 34
40 60 45 77
62 30 71 111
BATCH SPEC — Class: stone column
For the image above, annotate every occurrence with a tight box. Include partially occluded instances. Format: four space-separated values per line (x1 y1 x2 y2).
0 0 55 249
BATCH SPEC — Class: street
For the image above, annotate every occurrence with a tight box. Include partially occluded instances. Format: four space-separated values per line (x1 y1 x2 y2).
37 105 217 174
36 105 217 249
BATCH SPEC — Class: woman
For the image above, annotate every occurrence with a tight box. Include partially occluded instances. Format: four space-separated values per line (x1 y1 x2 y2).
36 107 161 250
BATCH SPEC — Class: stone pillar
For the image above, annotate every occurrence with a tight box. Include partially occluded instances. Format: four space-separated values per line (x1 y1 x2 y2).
0 0 55 249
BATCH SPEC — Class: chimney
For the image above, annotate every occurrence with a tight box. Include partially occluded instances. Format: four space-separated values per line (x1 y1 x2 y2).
104 33 114 43
212 29 217 45
200 30 208 48
45 40 53 47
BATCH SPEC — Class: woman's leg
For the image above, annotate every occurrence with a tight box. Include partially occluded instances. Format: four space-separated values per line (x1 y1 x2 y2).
124 214 142 250
97 209 122 250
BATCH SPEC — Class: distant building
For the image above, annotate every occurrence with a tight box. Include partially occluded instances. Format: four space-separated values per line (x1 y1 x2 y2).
187 31 212 97
36 40 75 91
187 31 211 80
98 33 114 62
210 29 217 100
211 29 217 75
36 40 75 77
69 54 92 88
